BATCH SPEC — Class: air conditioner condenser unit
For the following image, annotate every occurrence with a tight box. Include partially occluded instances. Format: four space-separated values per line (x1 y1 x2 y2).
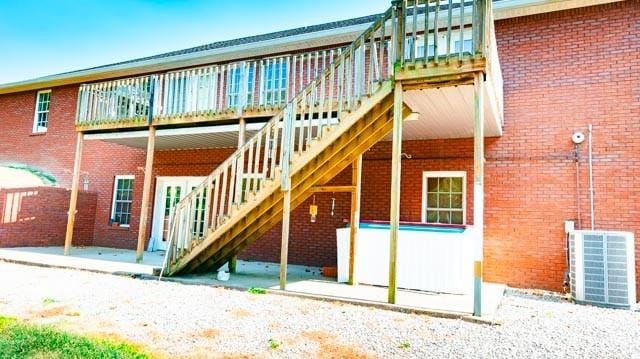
569 230 636 309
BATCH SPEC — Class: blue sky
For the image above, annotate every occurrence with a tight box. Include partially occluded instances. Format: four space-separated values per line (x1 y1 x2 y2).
0 0 389 84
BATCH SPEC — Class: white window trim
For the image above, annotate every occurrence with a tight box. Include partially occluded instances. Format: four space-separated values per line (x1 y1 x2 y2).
421 171 467 224
111 175 135 227
32 89 51 133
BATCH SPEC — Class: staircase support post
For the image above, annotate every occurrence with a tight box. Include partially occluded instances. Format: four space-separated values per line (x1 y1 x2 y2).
348 155 362 285
229 117 246 273
388 80 403 304
136 126 156 263
64 132 84 256
280 190 291 290
473 71 485 317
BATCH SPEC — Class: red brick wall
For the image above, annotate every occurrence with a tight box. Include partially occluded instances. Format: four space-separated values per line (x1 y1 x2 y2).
0 1 638 298
0 187 96 247
0 85 147 249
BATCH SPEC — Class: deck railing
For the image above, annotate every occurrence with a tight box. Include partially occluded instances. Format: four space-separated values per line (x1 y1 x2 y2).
75 49 358 127
400 0 489 65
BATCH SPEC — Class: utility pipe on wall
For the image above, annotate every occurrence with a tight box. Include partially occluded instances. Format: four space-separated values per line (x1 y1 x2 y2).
588 124 595 230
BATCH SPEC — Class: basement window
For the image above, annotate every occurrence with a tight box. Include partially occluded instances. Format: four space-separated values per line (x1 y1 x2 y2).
111 175 134 227
422 171 466 225
33 90 51 133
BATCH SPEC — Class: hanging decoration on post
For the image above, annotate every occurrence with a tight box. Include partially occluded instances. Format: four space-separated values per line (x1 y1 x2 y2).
330 197 336 217
309 195 318 223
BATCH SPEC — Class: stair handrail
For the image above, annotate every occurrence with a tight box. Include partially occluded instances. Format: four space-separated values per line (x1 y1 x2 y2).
161 6 395 273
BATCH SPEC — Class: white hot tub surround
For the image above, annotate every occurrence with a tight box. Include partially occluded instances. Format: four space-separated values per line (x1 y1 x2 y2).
337 222 475 295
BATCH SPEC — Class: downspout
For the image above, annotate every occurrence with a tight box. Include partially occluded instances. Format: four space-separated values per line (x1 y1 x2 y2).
588 124 595 230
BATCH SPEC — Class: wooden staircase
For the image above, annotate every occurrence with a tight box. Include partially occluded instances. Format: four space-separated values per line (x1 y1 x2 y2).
162 0 497 276
162 8 396 276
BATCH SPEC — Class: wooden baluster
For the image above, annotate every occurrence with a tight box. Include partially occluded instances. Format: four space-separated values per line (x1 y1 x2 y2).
424 0 429 60
228 157 237 213
246 137 255 198
459 0 465 61
160 74 167 118
337 50 344 115
434 0 440 63
284 56 290 103
89 84 97 124
258 60 265 107
346 48 353 111
181 71 187 115
290 55 296 101
218 65 225 112
210 172 221 229
235 151 245 208
297 88 307 154
446 0 453 61
193 187 204 239
277 57 284 105
186 196 196 251
262 124 271 179
298 54 304 101
318 51 327 135
411 0 418 63
211 67 218 113
327 50 335 122
202 176 213 236
219 166 229 220
251 61 257 108
253 129 262 195
269 120 279 179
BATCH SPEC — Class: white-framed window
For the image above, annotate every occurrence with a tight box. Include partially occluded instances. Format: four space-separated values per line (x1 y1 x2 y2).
422 171 466 225
264 60 288 104
454 39 473 54
111 175 134 227
227 63 255 108
33 90 51 133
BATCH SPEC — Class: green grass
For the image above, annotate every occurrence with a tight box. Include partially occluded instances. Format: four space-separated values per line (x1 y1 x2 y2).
267 338 280 350
0 316 150 359
247 287 267 295
398 341 411 349
42 297 58 305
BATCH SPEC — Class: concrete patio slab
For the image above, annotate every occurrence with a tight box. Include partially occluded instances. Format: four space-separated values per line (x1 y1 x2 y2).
0 246 164 275
173 260 505 319
0 247 504 320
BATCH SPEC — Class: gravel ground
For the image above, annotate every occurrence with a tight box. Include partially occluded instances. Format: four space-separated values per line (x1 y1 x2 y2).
0 262 638 358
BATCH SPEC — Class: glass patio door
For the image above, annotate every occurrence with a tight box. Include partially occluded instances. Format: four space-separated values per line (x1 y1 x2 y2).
150 177 205 251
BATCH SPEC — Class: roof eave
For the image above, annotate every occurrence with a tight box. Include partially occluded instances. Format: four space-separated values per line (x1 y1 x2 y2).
0 0 624 95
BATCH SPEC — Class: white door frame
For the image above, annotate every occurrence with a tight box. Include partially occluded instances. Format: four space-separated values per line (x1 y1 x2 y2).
148 176 206 251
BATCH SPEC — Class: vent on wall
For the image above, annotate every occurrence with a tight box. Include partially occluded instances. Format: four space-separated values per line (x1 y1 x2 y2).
569 230 636 309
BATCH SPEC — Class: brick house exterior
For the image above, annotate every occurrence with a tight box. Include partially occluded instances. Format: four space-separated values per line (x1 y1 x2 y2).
0 0 638 298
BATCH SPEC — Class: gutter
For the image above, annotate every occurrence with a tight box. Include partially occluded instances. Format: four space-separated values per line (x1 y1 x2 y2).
0 0 624 95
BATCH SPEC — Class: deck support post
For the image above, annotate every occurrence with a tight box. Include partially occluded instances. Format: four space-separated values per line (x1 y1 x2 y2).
387 80 403 304
64 132 84 256
280 190 291 290
473 71 485 317
136 126 156 263
348 155 362 285
229 118 246 273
